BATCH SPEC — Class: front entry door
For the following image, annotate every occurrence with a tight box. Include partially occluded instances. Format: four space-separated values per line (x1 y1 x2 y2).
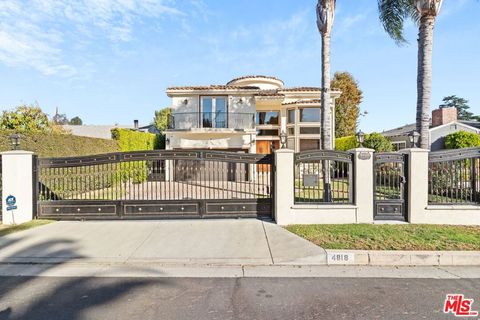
256 140 279 172
373 153 408 221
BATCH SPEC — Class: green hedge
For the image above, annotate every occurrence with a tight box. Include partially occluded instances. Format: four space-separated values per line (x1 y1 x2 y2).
335 136 358 151
0 130 120 157
111 128 160 151
445 131 480 149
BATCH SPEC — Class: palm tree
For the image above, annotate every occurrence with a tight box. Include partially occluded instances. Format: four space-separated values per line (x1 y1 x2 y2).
317 0 336 202
317 0 336 150
378 0 443 149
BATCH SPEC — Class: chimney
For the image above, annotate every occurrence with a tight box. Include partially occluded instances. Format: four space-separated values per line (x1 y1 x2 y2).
133 119 139 130
432 106 457 127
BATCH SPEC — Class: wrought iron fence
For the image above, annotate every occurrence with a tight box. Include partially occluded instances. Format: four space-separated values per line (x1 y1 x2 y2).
428 148 480 205
168 112 255 130
0 156 2 220
37 150 273 202
294 150 353 204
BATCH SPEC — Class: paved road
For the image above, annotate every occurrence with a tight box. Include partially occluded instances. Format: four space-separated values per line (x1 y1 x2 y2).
1 277 479 320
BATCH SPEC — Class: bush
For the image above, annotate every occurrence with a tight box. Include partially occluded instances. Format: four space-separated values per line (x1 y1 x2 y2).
111 128 160 151
111 128 161 185
364 132 393 152
445 131 480 149
0 130 120 157
335 136 358 151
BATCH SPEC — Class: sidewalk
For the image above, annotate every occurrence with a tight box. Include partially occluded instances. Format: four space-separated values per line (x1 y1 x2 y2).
0 219 327 265
0 220 479 278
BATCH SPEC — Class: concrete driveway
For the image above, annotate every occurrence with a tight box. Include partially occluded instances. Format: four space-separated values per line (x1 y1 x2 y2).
0 220 326 266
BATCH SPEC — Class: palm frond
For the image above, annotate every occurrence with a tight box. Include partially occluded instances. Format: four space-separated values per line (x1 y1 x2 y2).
377 0 418 45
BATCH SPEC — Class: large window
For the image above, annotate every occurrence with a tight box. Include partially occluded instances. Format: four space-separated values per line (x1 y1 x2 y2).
300 127 320 134
300 139 320 151
257 129 279 136
287 109 295 124
300 108 320 122
256 111 279 125
201 97 227 128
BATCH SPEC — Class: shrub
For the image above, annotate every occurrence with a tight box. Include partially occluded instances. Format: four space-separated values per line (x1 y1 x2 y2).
445 131 480 149
0 105 50 132
111 128 161 185
0 130 120 157
335 136 358 151
111 128 160 151
364 132 393 152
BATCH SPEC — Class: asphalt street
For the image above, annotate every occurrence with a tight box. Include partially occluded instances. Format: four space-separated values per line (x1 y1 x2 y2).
1 276 479 320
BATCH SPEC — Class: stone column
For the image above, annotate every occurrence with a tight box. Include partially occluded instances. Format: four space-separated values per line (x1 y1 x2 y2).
1 151 36 225
401 148 429 223
349 148 375 223
274 149 295 225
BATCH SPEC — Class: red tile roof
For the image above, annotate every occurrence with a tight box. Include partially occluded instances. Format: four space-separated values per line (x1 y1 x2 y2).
226 75 284 85
282 99 322 105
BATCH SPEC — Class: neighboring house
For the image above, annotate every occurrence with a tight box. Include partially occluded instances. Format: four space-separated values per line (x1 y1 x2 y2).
382 106 480 151
63 120 159 140
164 75 340 155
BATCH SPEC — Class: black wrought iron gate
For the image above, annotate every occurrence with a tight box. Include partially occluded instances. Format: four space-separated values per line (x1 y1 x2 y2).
36 150 274 220
373 153 408 221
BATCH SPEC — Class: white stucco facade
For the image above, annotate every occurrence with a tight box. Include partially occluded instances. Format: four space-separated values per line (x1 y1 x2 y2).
165 76 340 153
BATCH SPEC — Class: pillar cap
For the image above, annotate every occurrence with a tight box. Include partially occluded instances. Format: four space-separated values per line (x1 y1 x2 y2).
0 150 35 156
348 147 374 153
400 148 430 154
275 149 295 154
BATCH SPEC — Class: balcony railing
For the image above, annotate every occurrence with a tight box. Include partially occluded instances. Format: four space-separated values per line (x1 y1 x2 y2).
168 112 255 130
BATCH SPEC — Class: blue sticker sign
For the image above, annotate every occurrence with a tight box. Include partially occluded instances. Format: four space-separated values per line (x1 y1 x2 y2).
6 195 17 211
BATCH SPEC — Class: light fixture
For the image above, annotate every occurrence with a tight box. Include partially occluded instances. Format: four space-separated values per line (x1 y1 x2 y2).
414 0 443 16
356 130 365 147
279 131 288 149
183 99 188 105
238 98 243 104
8 133 21 150
408 131 420 148
165 137 170 146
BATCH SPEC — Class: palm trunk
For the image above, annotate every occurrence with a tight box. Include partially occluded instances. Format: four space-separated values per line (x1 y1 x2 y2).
321 33 332 150
321 32 332 202
417 15 435 149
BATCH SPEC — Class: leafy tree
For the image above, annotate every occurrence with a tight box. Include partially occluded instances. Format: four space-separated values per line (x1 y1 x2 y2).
0 104 50 132
331 72 363 138
445 131 480 149
153 108 172 132
52 112 69 125
441 95 479 121
364 132 394 152
378 0 443 149
69 116 83 125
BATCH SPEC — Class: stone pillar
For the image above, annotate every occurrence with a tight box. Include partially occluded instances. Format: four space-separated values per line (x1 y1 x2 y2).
274 149 295 225
1 151 36 225
349 148 375 223
401 148 429 223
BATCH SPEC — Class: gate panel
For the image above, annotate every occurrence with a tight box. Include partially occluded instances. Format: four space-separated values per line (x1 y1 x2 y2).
373 153 408 221
36 150 273 220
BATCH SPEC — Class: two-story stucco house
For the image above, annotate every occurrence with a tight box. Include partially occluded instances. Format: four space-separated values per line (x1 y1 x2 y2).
164 75 340 156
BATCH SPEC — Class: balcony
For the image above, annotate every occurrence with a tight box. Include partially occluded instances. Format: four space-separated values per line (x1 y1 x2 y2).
168 112 255 131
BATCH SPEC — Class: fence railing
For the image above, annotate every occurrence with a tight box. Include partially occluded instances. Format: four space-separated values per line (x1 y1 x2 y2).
294 150 354 204
428 148 480 205
37 150 273 202
168 112 255 130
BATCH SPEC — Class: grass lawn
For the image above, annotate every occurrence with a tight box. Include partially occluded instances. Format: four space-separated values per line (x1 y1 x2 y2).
0 220 53 237
286 224 480 251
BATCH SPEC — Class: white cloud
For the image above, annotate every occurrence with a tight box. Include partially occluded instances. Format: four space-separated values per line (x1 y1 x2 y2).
0 0 184 76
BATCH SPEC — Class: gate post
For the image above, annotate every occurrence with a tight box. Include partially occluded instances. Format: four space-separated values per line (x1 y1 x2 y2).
274 149 295 225
401 148 429 223
1 151 36 225
350 148 375 223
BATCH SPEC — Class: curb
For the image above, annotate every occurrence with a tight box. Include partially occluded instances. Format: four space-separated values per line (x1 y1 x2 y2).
324 250 480 266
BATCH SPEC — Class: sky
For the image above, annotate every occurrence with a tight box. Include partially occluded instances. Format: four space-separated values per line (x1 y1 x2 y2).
0 0 479 132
